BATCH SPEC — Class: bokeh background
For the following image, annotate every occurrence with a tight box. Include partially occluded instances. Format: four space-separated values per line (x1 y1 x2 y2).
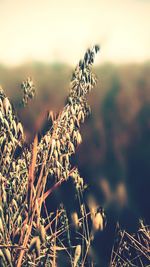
1 0 150 265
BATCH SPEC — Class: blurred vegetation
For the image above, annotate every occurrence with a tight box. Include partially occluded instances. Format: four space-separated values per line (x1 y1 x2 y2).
1 61 150 266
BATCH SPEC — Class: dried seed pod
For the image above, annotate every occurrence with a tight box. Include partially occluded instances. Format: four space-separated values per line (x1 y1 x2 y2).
70 118 74 125
39 224 46 243
70 79 77 89
73 244 81 267
77 176 84 189
72 130 77 140
54 149 58 160
3 118 10 131
94 44 100 53
9 132 15 145
69 123 74 133
12 199 18 211
71 212 79 230
17 122 24 138
0 99 4 113
70 106 75 115
56 167 60 178
13 228 21 244
3 97 11 116
78 110 84 123
0 111 4 123
90 208 106 238
62 171 68 180
65 154 69 165
84 51 89 64
3 248 12 267
68 141 75 153
68 96 73 105
91 212 103 232
29 236 41 258
49 139 56 158
91 75 96 86
0 218 4 234
17 215 22 226
43 135 50 146
64 111 69 122
0 206 3 218
65 132 70 140
21 77 35 106
4 155 10 166
74 103 79 113
56 139 60 152
0 249 6 267
1 184 7 204
76 131 82 145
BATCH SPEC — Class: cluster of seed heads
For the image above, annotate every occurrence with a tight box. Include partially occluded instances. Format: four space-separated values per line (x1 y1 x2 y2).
0 45 100 266
0 88 24 174
37 45 99 185
0 87 29 237
110 227 150 267
21 77 35 106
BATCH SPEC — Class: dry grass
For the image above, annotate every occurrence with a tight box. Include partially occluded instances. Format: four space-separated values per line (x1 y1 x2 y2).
110 221 150 267
0 46 103 266
0 45 150 267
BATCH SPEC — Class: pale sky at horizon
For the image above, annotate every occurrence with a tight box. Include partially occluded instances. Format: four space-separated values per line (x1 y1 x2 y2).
0 0 150 66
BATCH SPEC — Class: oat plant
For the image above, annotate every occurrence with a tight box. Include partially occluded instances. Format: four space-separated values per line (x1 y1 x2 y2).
0 45 102 266
110 221 150 267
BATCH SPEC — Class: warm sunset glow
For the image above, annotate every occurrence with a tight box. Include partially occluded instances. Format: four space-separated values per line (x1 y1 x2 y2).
0 0 150 65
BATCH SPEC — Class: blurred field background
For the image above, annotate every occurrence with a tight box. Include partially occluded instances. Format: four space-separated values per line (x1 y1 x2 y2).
1 0 150 265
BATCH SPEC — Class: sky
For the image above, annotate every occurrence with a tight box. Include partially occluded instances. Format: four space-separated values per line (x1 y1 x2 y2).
0 0 150 66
